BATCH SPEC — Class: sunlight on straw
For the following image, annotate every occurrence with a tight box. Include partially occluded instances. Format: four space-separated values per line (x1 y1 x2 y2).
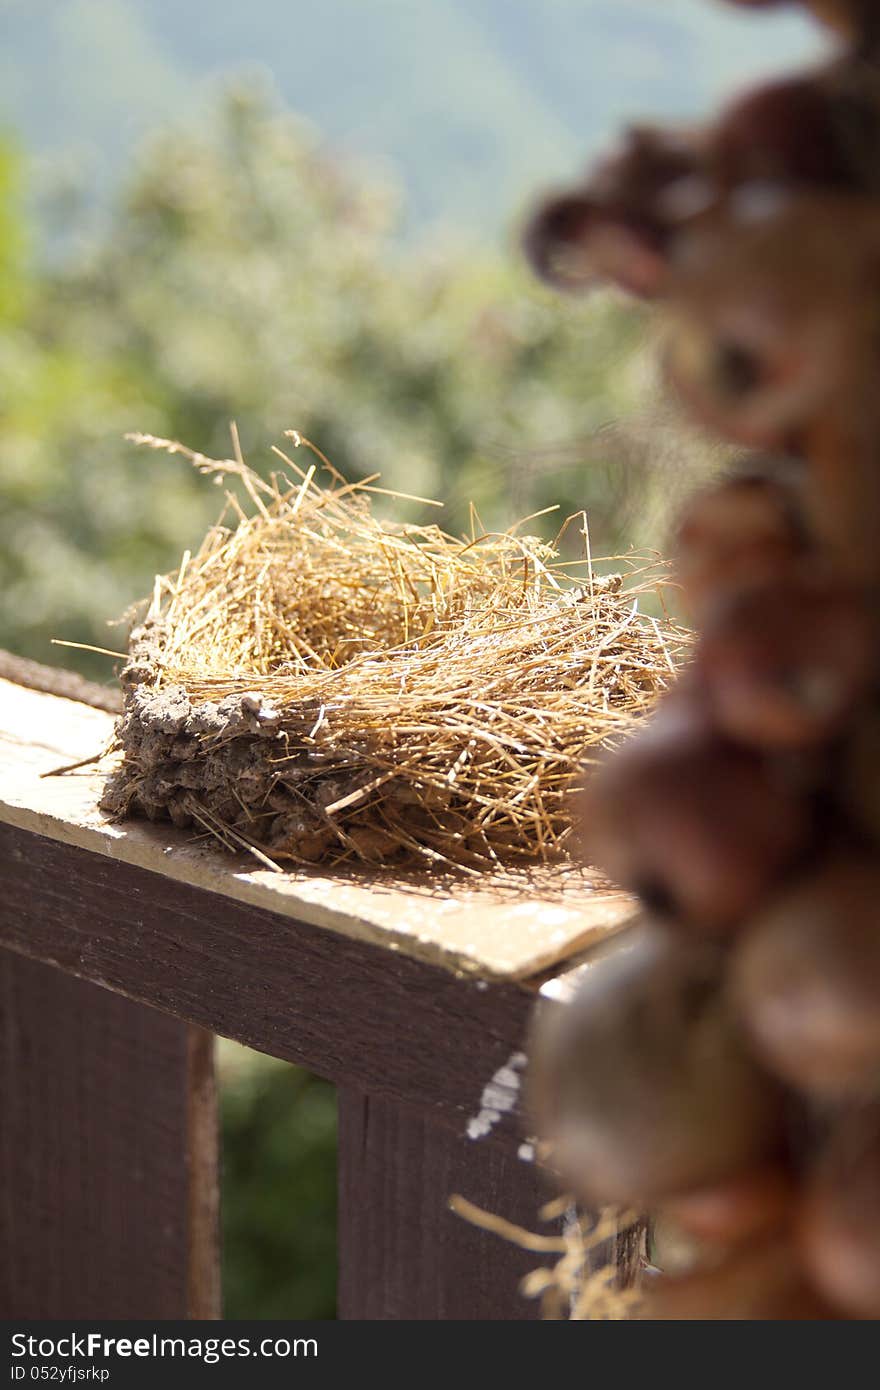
104 431 689 872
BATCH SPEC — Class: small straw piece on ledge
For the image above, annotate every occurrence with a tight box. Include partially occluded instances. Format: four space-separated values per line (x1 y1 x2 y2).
100 431 687 872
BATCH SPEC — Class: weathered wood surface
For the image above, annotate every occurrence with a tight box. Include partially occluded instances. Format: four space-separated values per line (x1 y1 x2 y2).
0 676 634 981
0 647 122 714
0 820 539 1134
0 952 219 1319
337 1088 549 1320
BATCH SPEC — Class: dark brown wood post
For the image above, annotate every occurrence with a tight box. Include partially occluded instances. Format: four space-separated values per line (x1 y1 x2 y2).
0 951 220 1319
337 1088 551 1320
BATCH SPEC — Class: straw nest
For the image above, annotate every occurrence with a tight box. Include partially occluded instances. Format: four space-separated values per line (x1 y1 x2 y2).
100 431 687 872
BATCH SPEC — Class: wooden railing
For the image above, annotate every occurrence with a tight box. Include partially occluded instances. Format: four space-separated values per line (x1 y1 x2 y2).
0 659 634 1320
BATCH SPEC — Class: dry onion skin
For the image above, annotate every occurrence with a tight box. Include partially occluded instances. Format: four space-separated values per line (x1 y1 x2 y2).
731 855 880 1099
520 0 880 1322
527 924 785 1207
799 1109 880 1317
578 695 813 935
640 1236 835 1321
671 465 809 624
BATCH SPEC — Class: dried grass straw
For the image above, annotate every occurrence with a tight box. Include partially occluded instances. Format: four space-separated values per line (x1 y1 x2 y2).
448 1192 644 1319
102 430 687 872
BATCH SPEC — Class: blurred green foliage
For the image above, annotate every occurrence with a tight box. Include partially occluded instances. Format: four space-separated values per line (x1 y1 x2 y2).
219 1045 337 1320
0 82 710 684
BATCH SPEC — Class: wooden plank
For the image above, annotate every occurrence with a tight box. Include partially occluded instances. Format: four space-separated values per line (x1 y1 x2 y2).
0 647 122 714
0 676 634 981
0 951 220 1319
0 821 541 1134
337 1088 550 1320
187 1026 222 1319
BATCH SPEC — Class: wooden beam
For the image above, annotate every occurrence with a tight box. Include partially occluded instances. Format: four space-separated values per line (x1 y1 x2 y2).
0 647 122 714
0 822 536 1136
0 676 634 982
0 952 219 1319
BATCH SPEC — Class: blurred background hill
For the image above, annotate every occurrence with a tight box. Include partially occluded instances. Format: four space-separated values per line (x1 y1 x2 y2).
0 0 820 1320
2 0 819 238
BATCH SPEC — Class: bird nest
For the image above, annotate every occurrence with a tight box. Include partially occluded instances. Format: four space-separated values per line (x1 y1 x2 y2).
100 431 686 873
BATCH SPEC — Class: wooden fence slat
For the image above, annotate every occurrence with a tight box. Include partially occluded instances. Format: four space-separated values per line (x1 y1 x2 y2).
337 1088 550 1320
0 952 220 1319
